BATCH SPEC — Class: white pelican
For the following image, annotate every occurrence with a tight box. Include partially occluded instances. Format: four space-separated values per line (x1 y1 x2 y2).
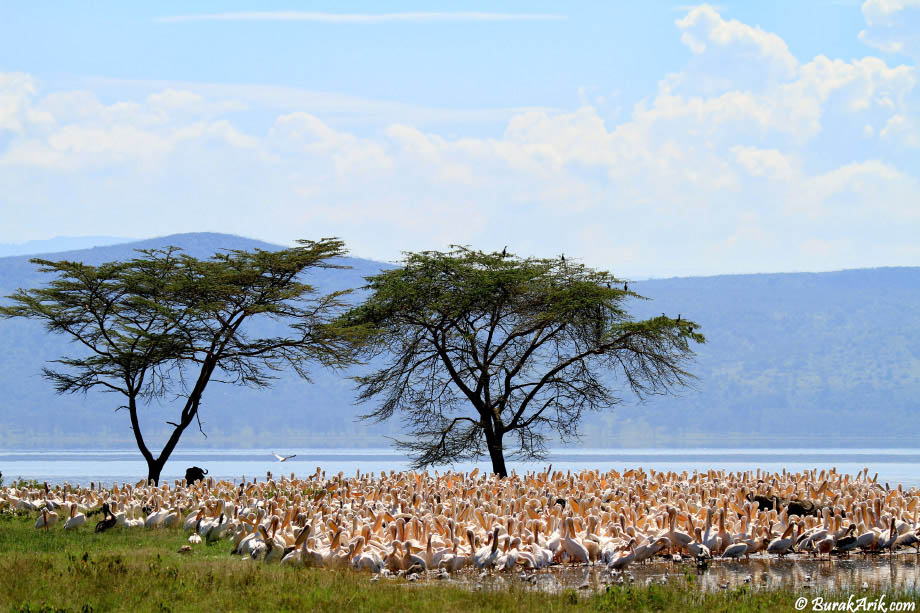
562 517 590 564
402 540 427 571
281 525 311 566
63 503 86 530
766 522 798 557
352 537 385 573
473 527 501 569
144 500 167 529
184 508 205 532
35 507 59 530
633 536 670 563
608 538 637 571
721 541 748 559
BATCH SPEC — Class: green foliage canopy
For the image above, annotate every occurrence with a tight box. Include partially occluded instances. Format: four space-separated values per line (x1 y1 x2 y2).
342 247 704 476
0 238 359 483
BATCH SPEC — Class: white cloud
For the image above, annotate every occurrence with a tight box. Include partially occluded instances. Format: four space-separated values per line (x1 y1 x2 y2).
803 160 918 220
731 146 797 181
78 76 557 128
146 89 247 115
270 112 393 177
860 0 920 60
1 4 919 276
675 5 798 92
0 86 265 171
880 113 920 145
0 72 52 133
156 12 564 24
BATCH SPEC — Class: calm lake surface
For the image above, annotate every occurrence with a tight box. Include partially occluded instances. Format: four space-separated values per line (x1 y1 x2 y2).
2 448 919 488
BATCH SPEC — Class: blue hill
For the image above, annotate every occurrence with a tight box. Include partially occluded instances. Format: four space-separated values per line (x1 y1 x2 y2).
1 233 917 450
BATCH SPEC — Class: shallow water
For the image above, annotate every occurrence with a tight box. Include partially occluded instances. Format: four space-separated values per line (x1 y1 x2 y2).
429 553 920 594
2 447 920 489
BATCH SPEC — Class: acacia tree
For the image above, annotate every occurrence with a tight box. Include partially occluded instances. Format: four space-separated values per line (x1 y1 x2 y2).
341 247 704 477
1 239 358 484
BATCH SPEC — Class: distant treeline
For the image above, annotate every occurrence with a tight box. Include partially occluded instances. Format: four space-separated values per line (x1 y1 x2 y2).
1 233 917 449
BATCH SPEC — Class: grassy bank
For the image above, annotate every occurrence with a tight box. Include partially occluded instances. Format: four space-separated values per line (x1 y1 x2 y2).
1 513 917 613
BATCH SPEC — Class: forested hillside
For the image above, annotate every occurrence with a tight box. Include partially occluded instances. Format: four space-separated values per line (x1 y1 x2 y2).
1 233 917 449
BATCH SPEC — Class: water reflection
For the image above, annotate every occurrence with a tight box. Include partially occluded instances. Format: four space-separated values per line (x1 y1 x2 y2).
454 554 920 593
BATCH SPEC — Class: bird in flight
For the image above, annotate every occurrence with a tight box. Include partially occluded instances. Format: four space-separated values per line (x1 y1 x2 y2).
272 452 296 462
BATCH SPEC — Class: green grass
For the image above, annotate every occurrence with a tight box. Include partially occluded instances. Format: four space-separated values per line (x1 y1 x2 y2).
1 512 917 613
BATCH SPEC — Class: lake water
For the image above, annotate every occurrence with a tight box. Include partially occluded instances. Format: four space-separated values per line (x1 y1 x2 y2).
2 447 920 488
470 555 920 594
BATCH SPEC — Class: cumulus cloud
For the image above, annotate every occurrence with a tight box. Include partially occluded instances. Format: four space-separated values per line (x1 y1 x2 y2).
270 112 393 178
1 87 260 172
860 0 920 61
1 4 919 276
676 5 798 90
0 73 52 133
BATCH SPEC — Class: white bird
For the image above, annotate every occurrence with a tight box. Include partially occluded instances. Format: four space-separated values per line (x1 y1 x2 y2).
473 527 501 569
35 507 59 530
721 542 748 559
272 452 296 462
562 517 590 564
352 537 385 573
281 525 311 566
608 539 637 571
63 503 86 530
206 513 231 543
184 508 205 532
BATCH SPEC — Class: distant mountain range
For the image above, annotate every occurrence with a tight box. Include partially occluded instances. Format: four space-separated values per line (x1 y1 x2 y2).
0 233 917 451
0 236 136 258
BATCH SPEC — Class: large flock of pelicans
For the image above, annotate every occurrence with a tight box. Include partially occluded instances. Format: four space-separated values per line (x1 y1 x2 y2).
3 466 920 578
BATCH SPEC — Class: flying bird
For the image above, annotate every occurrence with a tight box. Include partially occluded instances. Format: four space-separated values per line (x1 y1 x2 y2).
272 452 297 462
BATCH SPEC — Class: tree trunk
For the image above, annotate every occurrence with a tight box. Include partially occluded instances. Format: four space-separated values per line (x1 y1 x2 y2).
486 432 508 478
128 396 161 484
146 458 165 486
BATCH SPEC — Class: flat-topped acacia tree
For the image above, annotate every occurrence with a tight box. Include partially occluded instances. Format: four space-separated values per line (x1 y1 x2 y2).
0 239 358 484
341 247 705 477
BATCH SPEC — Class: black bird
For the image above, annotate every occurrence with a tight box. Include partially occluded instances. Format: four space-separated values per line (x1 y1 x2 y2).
501 246 507 257
606 282 611 289
833 525 859 555
561 253 565 262
677 314 681 323
624 282 628 292
689 326 694 334
94 502 117 533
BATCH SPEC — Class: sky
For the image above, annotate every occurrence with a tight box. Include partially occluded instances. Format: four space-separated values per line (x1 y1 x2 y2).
0 1 918 277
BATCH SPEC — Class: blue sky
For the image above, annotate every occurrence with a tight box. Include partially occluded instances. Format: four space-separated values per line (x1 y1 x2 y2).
1 2 918 276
